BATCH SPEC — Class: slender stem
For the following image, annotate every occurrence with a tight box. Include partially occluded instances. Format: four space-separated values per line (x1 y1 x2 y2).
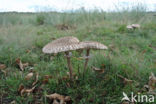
65 52 73 80
77 49 83 76
84 49 90 73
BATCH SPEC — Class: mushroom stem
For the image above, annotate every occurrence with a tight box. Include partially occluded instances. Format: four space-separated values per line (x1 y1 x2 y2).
84 49 90 73
65 52 73 80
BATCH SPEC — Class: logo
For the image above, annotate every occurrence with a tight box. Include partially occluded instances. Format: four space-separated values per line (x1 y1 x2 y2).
122 92 155 103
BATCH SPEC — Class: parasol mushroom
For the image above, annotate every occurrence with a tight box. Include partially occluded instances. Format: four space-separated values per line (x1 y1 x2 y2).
42 36 80 80
78 41 108 73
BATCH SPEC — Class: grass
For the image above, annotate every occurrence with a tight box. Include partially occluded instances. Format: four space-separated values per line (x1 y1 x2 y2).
0 9 156 104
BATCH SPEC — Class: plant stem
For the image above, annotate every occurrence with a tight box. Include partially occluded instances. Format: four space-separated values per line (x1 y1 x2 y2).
84 49 90 74
65 52 73 80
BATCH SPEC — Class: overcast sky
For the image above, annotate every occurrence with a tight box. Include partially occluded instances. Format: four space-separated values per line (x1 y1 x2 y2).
0 0 155 12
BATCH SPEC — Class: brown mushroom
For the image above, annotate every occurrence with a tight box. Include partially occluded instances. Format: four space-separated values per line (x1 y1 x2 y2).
42 36 80 80
79 41 108 73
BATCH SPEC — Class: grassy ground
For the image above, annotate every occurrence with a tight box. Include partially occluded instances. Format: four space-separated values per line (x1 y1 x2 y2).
0 10 156 104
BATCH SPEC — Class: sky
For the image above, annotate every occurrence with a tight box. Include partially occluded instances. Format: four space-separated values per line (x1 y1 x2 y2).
0 0 155 12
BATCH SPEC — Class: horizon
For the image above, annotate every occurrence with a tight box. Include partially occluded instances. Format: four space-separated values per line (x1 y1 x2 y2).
0 0 156 13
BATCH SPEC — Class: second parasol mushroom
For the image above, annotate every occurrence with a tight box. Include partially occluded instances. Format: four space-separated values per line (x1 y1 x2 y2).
79 41 108 73
42 36 80 80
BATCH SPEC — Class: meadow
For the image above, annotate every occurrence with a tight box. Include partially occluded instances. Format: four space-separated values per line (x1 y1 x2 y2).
0 8 156 104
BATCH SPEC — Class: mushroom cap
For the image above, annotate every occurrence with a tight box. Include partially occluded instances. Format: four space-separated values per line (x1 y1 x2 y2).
79 41 108 50
126 25 133 29
131 24 140 28
42 36 80 54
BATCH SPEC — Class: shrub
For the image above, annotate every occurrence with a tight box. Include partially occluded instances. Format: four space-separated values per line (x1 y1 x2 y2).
36 14 45 25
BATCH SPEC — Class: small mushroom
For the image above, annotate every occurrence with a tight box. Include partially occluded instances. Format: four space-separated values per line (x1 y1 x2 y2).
131 24 140 29
79 41 108 73
42 36 80 80
126 25 133 30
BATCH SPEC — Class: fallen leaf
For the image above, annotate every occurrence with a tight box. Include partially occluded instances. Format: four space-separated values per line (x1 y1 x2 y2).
42 75 52 84
15 58 24 71
26 49 31 53
18 84 24 93
0 64 6 70
142 50 147 54
42 79 49 84
25 72 33 80
92 66 105 74
44 75 52 79
20 86 36 96
46 93 71 104
101 64 105 67
117 74 133 85
46 93 65 100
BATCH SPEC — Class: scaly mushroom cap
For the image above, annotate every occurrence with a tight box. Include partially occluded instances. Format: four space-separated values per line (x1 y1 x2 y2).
42 36 80 54
79 41 108 50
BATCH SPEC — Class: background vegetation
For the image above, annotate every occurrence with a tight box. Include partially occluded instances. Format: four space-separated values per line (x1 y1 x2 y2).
0 7 156 104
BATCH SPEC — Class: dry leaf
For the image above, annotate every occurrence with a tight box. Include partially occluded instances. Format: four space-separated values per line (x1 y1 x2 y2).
46 93 65 100
148 72 156 92
92 66 104 74
15 58 29 71
32 72 39 86
46 93 71 104
18 84 25 92
26 49 30 53
20 86 36 96
42 75 52 84
25 72 33 80
16 58 24 71
0 64 6 70
42 79 49 84
117 74 133 85
44 75 52 79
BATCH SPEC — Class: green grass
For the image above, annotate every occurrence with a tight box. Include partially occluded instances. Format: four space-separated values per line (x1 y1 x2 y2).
0 9 156 104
